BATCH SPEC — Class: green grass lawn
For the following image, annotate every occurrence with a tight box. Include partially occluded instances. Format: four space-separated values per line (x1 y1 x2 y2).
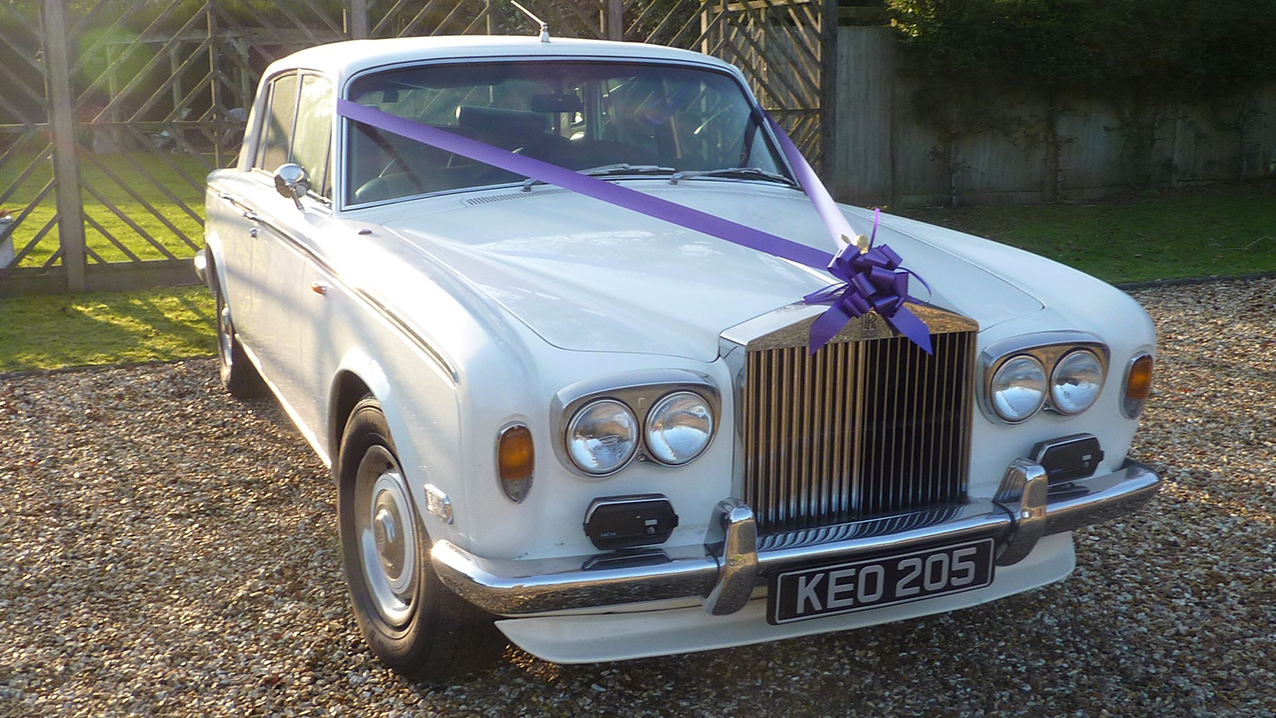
1 145 213 267
0 286 214 373
1 178 1273 373
901 183 1276 283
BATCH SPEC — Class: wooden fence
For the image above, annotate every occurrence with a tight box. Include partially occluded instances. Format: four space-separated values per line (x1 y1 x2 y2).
0 0 834 296
830 26 1276 207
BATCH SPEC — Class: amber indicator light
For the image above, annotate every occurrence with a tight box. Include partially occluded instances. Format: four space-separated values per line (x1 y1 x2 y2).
498 425 535 482
1126 355 1153 400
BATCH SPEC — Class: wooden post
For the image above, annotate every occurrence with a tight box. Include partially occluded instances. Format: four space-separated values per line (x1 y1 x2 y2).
237 37 252 113
606 0 623 40
169 47 182 117
819 0 839 187
701 0 723 57
105 44 123 151
41 0 87 292
346 0 369 39
207 9 219 167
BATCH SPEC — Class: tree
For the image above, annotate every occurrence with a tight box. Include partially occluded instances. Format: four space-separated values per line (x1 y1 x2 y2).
887 0 1276 192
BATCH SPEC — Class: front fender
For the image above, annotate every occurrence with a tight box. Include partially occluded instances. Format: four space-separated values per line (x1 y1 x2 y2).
328 346 464 546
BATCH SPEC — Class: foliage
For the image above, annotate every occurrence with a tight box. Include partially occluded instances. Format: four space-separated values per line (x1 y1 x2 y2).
888 0 1276 193
887 0 1276 100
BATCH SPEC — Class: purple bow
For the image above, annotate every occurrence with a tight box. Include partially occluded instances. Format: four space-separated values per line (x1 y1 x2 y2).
803 209 933 355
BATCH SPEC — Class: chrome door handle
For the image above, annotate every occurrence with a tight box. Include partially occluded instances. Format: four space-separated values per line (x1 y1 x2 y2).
243 210 261 222
216 191 233 201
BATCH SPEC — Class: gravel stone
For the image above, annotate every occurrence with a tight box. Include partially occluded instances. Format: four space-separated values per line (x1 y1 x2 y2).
1 278 1273 716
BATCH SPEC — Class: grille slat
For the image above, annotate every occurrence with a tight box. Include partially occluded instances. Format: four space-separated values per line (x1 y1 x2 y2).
740 312 977 535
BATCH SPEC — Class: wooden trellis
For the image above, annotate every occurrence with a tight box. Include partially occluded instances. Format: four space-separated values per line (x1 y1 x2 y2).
0 0 833 296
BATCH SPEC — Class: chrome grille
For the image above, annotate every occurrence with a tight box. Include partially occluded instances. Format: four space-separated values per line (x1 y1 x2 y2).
739 306 977 535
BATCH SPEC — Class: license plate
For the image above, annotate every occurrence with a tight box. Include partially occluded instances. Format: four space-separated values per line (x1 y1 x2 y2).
768 538 996 625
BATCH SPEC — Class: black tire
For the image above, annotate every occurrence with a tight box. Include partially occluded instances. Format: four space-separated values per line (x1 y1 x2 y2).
208 257 266 399
337 397 503 683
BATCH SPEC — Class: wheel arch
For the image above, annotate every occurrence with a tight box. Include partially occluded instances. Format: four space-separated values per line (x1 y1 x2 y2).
328 359 391 469
330 371 372 457
202 232 229 296
326 349 465 547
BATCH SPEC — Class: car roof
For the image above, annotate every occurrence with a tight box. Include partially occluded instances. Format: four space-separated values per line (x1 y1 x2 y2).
273 35 738 85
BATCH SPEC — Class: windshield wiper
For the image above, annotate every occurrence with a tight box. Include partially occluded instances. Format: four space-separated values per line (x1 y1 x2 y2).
668 166 797 187
521 164 675 191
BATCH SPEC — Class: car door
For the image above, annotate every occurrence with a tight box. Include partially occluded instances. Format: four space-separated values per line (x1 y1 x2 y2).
260 72 340 437
240 70 331 413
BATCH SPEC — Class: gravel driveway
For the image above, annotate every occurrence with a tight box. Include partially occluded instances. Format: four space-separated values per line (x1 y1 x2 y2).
2 279 1273 717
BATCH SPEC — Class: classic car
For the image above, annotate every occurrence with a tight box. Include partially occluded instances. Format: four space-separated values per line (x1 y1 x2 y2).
197 34 1161 681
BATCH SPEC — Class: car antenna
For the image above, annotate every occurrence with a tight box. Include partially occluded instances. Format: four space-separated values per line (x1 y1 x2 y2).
510 1 550 43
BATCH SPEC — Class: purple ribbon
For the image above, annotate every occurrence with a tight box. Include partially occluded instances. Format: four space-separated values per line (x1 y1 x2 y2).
337 99 932 354
801 209 933 355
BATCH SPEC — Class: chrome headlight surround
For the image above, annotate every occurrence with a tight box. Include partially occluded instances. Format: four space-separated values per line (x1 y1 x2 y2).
979 332 1110 425
552 370 720 478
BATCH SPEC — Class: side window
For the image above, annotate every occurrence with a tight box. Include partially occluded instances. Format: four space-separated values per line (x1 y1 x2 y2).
292 73 334 199
256 73 299 172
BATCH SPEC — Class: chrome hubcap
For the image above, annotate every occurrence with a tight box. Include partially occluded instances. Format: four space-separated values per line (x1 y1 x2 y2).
354 447 417 627
373 499 405 580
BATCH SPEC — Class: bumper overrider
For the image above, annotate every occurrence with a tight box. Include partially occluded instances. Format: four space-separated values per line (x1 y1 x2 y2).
431 459 1160 617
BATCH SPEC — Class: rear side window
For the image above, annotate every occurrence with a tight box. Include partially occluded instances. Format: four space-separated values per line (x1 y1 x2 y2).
292 74 334 199
257 73 299 171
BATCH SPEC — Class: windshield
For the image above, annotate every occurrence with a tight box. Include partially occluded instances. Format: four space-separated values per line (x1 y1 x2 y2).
345 61 790 206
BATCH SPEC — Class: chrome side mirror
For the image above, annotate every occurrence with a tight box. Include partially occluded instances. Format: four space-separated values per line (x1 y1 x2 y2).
273 163 311 210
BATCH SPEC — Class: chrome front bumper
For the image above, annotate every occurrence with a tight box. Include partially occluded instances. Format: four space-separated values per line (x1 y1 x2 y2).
431 459 1160 617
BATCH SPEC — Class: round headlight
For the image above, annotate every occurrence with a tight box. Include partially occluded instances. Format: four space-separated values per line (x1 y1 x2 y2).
645 392 714 465
566 399 638 475
990 355 1047 422
1051 350 1104 414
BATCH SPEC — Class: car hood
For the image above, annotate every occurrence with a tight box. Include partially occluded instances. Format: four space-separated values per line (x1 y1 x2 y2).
380 183 1045 361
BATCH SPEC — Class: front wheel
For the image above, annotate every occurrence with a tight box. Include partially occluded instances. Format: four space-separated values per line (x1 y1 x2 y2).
337 397 502 682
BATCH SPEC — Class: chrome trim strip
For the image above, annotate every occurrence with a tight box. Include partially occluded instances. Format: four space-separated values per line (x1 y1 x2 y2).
430 460 1161 615
209 183 460 384
355 287 460 384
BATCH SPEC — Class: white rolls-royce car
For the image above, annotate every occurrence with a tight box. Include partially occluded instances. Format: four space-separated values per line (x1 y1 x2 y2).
197 35 1161 681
